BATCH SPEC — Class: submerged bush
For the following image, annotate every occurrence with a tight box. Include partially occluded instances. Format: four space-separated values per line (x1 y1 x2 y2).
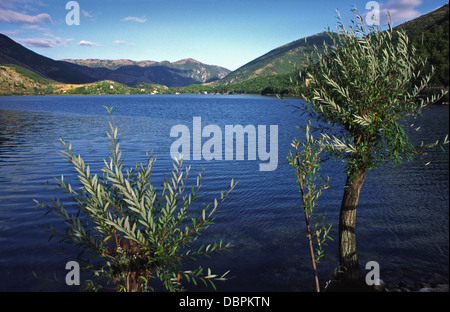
35 107 236 292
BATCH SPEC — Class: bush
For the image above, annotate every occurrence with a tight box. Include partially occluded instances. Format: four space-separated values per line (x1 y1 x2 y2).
35 107 236 292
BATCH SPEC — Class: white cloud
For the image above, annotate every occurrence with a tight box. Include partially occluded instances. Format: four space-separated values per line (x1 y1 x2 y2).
82 10 94 18
121 16 147 23
0 29 22 36
0 0 41 10
16 37 55 48
379 0 423 24
81 10 97 21
22 24 47 31
0 8 51 24
16 35 72 48
399 0 422 6
113 40 135 46
78 40 100 47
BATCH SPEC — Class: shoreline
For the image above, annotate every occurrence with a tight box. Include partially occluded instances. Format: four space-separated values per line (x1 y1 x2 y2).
384 273 448 292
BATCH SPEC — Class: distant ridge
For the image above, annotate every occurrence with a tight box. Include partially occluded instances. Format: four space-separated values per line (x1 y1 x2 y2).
62 57 230 84
173 58 202 65
0 34 231 87
60 59 157 70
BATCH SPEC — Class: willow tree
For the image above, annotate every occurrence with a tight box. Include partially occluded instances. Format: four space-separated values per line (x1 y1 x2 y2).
35 107 236 292
295 10 446 287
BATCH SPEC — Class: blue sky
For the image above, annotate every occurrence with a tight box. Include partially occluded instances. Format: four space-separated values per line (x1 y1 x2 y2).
0 0 448 70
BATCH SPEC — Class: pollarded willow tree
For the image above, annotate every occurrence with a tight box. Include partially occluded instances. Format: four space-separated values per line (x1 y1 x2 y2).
294 10 447 287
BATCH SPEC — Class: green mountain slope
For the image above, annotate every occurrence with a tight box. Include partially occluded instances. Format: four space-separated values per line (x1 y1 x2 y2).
0 64 170 96
395 4 448 37
217 4 448 88
395 4 449 87
216 32 334 85
0 64 54 95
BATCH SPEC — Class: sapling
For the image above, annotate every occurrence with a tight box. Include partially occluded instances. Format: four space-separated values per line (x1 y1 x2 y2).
35 107 236 292
288 124 333 292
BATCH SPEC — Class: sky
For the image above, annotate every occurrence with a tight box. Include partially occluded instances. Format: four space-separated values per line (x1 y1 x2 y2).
0 0 448 71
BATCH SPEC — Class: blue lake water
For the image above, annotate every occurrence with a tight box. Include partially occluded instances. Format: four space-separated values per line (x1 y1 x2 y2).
0 94 448 291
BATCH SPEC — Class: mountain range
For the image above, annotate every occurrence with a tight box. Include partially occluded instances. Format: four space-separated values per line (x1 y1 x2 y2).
0 4 448 94
62 58 230 86
0 33 230 88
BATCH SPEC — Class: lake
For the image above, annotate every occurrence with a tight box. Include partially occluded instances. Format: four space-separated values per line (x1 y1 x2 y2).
0 94 448 292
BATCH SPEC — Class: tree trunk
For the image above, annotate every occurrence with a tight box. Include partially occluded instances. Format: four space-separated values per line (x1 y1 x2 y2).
305 215 320 292
126 271 141 292
338 168 368 285
125 240 142 292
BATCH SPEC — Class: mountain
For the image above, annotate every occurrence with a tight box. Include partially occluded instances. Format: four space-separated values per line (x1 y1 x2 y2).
69 63 201 87
0 33 96 84
0 64 53 95
62 58 230 84
394 4 448 37
0 33 230 87
218 4 448 88
60 59 157 70
0 63 171 96
216 32 334 85
167 58 230 83
395 4 449 87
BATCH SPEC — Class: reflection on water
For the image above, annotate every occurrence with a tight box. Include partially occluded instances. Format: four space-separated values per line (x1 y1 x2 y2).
0 95 448 291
